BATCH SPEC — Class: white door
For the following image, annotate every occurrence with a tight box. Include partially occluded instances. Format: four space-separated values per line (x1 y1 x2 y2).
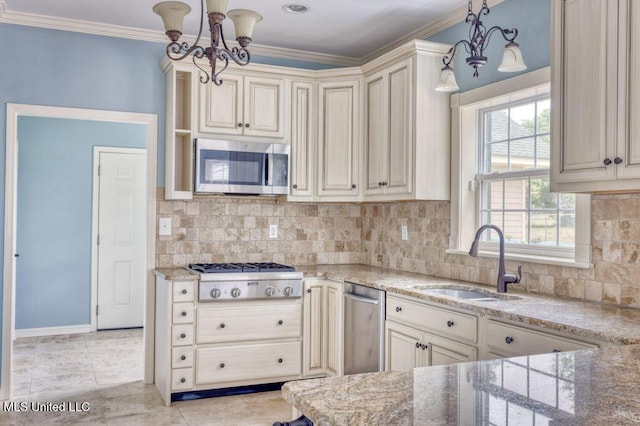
96 150 147 329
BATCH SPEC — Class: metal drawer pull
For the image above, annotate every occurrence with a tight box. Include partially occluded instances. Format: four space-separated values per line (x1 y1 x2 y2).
345 293 379 305
447 320 454 327
181 311 187 317
421 344 427 350
181 289 187 295
180 333 186 338
278 358 283 363
552 349 561 353
181 355 186 361
220 323 225 328
306 288 311 293
505 336 514 344
278 320 283 325
395 306 402 312
180 378 186 383
415 342 420 349
220 363 225 368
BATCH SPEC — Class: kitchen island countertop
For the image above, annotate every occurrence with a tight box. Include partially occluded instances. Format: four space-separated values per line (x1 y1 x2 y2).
282 343 640 425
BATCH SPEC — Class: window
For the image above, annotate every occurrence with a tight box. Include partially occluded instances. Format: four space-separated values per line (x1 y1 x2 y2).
448 68 591 267
477 97 576 257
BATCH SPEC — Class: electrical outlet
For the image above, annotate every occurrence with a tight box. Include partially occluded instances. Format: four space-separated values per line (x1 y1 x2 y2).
159 217 172 236
401 225 408 241
269 224 278 239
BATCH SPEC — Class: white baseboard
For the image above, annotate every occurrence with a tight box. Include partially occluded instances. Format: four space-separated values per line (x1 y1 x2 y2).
14 324 91 339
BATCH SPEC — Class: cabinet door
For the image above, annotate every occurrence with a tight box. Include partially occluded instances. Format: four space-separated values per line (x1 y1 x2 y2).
243 76 285 137
317 80 361 199
302 279 324 377
385 321 424 371
617 0 640 179
551 0 617 187
324 280 344 376
365 73 387 194
427 333 477 366
290 81 315 198
386 59 412 194
200 73 243 135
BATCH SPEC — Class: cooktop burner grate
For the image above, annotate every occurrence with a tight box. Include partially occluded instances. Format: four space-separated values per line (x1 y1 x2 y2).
188 262 296 274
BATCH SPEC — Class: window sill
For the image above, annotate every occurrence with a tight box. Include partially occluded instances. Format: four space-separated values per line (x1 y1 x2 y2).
445 249 592 269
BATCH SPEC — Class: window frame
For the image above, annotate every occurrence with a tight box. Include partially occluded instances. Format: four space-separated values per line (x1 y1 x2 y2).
447 67 591 268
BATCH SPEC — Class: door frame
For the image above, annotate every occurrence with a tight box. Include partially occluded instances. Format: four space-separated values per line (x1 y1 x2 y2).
91 147 147 332
2 103 157 400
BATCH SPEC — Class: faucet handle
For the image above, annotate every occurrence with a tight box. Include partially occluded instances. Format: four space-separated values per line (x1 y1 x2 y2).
504 265 523 285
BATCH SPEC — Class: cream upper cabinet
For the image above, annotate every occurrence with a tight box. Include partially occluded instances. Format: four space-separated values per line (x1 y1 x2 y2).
551 0 640 191
362 42 450 201
317 78 362 200
289 80 315 200
200 73 285 138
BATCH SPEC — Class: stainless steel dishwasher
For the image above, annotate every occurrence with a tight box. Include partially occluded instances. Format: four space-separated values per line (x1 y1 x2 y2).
343 281 386 375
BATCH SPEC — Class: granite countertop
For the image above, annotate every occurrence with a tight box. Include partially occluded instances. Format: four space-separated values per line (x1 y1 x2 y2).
282 344 640 425
297 264 640 345
154 267 199 281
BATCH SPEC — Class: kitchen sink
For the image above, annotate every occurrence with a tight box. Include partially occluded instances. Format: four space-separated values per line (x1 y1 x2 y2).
409 285 521 301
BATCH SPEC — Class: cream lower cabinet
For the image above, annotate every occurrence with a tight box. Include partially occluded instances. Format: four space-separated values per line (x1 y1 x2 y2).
551 0 640 191
302 279 344 378
385 295 478 371
199 73 285 138
483 319 598 359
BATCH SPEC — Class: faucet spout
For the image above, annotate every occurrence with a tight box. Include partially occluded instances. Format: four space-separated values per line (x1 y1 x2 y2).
469 224 521 293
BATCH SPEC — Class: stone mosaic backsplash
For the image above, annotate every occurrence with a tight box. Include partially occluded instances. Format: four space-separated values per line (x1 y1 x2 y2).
157 189 640 308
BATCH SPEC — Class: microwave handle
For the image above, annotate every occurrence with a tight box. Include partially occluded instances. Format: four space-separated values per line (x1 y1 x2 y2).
265 153 270 186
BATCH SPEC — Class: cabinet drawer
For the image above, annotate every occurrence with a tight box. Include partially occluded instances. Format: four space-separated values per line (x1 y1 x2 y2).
486 321 597 357
196 303 302 344
172 303 194 324
387 296 477 343
172 324 194 346
172 347 194 369
171 368 193 391
195 341 301 385
173 281 195 303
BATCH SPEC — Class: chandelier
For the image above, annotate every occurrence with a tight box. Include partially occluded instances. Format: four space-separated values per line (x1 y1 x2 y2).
153 0 262 85
435 0 526 92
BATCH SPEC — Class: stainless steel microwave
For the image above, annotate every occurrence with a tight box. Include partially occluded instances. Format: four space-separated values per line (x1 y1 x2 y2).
194 139 289 195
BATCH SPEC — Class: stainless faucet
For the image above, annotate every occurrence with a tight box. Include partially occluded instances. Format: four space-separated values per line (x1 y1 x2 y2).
469 224 522 293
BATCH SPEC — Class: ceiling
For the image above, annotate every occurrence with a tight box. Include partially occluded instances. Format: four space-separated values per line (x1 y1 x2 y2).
3 0 469 59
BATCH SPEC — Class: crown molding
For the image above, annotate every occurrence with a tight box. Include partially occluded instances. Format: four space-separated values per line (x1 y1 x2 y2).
0 0 507 68
358 0 509 64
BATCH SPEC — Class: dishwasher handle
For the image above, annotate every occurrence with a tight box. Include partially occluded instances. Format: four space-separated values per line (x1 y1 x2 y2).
344 293 379 305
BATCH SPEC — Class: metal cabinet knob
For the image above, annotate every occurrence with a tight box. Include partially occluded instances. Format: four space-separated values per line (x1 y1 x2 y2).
447 320 454 327
278 358 283 363
306 288 312 293
278 320 284 325
415 342 420 349
238 123 243 127
180 378 186 383
615 157 623 165
421 344 427 350
604 158 612 166
181 311 187 317
293 184 298 189
220 363 225 368
395 306 402 312
351 184 356 189
180 333 186 338
245 123 250 128
181 355 186 361
181 289 187 295
220 323 225 329
505 336 514 344
552 349 561 353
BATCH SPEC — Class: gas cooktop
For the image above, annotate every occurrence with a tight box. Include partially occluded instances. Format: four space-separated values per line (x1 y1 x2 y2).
187 262 296 274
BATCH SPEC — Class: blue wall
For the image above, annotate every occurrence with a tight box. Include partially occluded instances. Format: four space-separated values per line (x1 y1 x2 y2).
15 117 147 329
428 0 550 92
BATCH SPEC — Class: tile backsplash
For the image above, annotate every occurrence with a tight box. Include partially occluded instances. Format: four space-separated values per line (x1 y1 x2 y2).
157 189 640 308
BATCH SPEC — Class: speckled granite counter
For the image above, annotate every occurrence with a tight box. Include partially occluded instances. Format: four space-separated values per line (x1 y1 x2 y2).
282 344 640 425
154 267 199 281
297 264 640 345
